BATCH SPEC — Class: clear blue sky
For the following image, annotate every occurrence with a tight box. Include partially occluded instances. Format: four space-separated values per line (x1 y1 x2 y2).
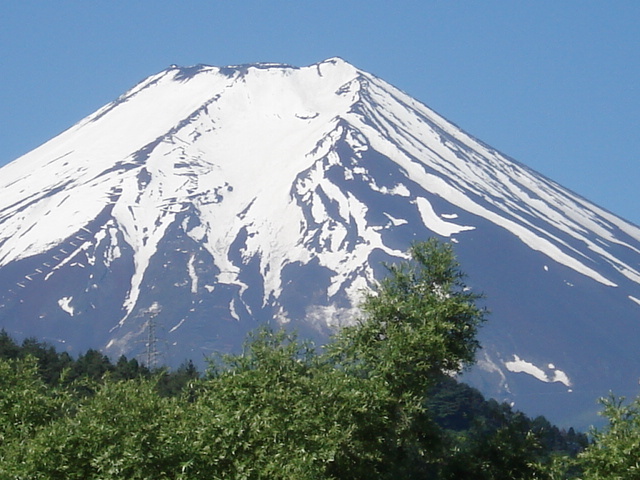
2 1 639 224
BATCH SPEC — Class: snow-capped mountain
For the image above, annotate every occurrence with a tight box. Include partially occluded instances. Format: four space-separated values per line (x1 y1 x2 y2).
1 58 639 428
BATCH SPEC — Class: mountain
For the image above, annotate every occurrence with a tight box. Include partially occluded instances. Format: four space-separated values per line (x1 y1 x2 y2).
1 58 639 428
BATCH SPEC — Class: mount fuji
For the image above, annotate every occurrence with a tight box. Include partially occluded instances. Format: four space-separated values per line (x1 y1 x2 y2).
1 58 639 428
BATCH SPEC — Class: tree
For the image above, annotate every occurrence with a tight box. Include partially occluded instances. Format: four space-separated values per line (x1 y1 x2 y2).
156 359 200 397
577 394 640 479
66 348 114 382
0 329 20 360
112 355 148 381
331 239 486 396
8 377 188 480
187 328 395 479
439 412 550 479
0 356 71 476
328 239 487 475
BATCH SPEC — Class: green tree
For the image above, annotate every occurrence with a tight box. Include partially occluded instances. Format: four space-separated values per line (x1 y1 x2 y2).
185 328 395 479
331 239 486 397
156 359 200 397
66 348 114 382
440 413 550 479
0 356 71 476
0 329 20 360
112 355 149 381
11 377 189 480
329 239 486 475
577 394 640 479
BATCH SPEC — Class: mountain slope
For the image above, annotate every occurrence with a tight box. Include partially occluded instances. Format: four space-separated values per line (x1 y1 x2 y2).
1 58 639 428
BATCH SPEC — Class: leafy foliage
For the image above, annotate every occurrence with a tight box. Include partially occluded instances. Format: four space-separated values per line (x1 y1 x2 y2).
8 379 187 480
576 394 640 479
328 239 488 475
0 356 68 439
331 239 486 397
188 329 396 479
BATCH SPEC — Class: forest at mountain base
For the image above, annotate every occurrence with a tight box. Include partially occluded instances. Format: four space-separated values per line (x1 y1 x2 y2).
8 241 640 478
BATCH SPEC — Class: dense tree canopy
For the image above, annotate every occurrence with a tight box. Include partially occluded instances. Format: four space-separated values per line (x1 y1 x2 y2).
330 239 486 395
575 395 640 479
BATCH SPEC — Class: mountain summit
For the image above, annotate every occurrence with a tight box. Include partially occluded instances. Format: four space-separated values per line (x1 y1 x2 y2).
1 58 639 427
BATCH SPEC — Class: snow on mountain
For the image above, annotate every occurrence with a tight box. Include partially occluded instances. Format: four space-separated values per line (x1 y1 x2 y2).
1 58 639 428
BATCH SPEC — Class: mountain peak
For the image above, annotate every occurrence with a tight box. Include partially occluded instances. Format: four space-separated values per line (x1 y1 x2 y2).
316 56 355 68
161 57 359 84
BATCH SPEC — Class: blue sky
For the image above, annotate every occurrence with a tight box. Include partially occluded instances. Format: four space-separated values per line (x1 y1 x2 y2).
2 1 639 224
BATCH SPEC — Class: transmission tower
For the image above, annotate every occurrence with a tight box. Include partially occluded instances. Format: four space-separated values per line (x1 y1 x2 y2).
143 303 161 369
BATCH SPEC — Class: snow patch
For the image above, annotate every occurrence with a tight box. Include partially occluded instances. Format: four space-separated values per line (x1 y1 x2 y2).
45 241 92 280
383 212 408 227
187 255 198 294
629 295 640 307
229 299 240 321
414 196 475 237
504 355 572 387
169 318 187 333
369 180 411 197
552 370 571 386
58 297 75 316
